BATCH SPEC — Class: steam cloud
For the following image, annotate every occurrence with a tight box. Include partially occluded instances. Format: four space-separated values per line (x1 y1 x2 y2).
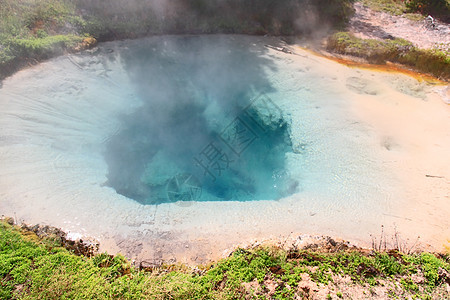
74 0 352 37
103 36 296 203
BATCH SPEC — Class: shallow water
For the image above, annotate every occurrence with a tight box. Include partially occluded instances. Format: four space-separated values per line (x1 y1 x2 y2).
0 35 448 263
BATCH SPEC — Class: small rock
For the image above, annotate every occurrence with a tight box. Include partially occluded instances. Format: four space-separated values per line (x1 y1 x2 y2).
438 267 450 284
1 216 14 225
139 260 162 271
327 237 337 247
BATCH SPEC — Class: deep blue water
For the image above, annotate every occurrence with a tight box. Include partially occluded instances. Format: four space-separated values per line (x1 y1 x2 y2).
104 36 298 204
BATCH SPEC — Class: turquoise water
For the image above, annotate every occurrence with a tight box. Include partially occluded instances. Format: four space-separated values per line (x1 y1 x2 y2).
4 35 446 260
104 37 298 204
0 35 398 216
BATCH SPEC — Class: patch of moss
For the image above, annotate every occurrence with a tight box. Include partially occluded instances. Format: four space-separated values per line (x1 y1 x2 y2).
9 35 84 58
327 32 450 79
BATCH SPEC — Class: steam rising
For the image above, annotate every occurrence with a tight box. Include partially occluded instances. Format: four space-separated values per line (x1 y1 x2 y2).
2 34 431 261
104 36 297 204
74 0 352 37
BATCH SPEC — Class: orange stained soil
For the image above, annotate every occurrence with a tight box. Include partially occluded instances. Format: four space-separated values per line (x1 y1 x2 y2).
297 46 447 86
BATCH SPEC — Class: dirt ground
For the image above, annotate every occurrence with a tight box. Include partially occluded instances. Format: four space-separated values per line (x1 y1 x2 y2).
348 2 450 51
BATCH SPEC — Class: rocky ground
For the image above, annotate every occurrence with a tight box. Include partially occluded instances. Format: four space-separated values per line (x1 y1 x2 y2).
2 216 99 257
228 235 450 299
349 2 449 51
3 216 449 299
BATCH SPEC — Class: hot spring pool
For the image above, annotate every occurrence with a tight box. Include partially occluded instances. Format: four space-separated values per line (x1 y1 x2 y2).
0 35 449 262
103 36 297 204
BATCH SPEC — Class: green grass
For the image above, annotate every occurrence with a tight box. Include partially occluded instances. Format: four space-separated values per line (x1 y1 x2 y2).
359 0 407 15
327 32 450 79
1 220 449 299
0 0 88 60
359 0 450 21
0 0 92 78
9 35 84 58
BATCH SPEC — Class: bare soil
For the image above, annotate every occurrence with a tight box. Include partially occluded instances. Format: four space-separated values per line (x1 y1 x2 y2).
349 2 450 51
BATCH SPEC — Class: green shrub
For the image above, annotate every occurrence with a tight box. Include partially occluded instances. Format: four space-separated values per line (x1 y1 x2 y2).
419 253 448 288
405 0 450 20
10 35 83 58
